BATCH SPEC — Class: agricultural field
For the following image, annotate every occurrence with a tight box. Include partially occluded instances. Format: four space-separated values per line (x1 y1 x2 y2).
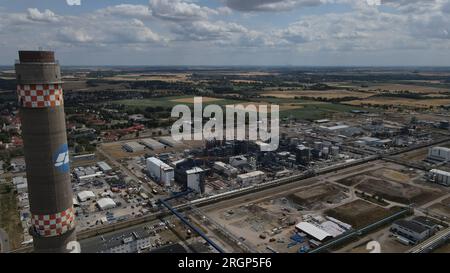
260 90 374 99
344 98 450 108
103 73 192 83
113 96 246 109
361 83 450 94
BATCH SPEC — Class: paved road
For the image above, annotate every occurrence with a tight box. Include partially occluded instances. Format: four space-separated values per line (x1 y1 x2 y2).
0 228 10 253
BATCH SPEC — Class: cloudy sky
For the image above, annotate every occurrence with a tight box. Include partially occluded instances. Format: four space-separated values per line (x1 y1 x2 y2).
0 0 450 66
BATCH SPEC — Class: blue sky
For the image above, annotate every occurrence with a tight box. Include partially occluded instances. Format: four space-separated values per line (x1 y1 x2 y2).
0 0 449 66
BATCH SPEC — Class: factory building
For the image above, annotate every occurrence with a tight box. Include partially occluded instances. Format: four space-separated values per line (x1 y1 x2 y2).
428 147 450 162
213 161 238 177
97 161 112 172
147 157 174 187
427 169 450 186
15 51 75 252
158 136 182 147
77 191 96 202
13 176 28 193
237 171 265 185
96 198 116 210
229 155 248 168
295 145 311 165
140 138 165 150
186 167 205 194
295 222 333 242
390 219 435 244
123 142 145 153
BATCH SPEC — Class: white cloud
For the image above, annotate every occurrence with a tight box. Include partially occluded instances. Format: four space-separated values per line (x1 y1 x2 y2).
222 0 326 12
1 0 450 65
26 8 60 23
98 4 152 19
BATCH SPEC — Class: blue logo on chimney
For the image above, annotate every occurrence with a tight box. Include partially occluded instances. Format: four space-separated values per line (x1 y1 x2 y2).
54 144 70 173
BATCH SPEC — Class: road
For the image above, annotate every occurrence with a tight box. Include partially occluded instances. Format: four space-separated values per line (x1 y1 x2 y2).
0 228 10 253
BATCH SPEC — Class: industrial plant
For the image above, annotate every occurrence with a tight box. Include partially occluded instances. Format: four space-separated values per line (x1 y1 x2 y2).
1 1 450 257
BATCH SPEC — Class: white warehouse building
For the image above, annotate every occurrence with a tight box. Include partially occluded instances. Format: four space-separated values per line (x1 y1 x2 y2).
77 190 96 202
147 157 174 187
237 171 265 185
123 142 145 153
428 147 450 162
97 198 117 210
428 169 450 186
140 138 165 150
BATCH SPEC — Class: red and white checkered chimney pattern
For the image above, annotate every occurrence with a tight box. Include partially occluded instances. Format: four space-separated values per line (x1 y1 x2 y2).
17 84 64 108
31 207 75 237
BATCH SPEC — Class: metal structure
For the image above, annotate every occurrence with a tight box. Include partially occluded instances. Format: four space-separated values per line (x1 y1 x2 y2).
15 51 76 253
158 190 225 253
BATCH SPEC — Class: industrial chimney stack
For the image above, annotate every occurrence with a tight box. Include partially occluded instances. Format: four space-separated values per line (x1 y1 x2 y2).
15 51 76 253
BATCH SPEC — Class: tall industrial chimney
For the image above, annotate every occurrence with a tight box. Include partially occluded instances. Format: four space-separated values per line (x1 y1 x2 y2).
15 51 76 253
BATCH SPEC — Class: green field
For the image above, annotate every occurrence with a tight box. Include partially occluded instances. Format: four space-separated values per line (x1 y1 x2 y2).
113 96 247 109
113 95 375 121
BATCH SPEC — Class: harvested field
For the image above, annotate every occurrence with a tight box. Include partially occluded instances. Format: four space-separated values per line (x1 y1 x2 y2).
261 90 373 99
356 178 440 205
104 73 191 82
344 98 450 108
288 184 349 210
226 102 304 112
337 175 366 187
325 200 394 229
428 197 450 218
100 142 147 159
362 84 450 94
369 168 413 183
171 97 222 104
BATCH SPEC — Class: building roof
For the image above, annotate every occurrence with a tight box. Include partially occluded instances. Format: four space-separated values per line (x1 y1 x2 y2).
97 198 116 210
237 171 265 179
123 142 145 150
430 169 450 176
186 167 204 175
147 157 173 170
97 161 112 171
321 125 350 131
295 222 332 241
412 216 439 229
158 136 182 147
394 220 429 234
77 191 96 201
431 146 450 152
359 137 380 142
140 138 165 149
